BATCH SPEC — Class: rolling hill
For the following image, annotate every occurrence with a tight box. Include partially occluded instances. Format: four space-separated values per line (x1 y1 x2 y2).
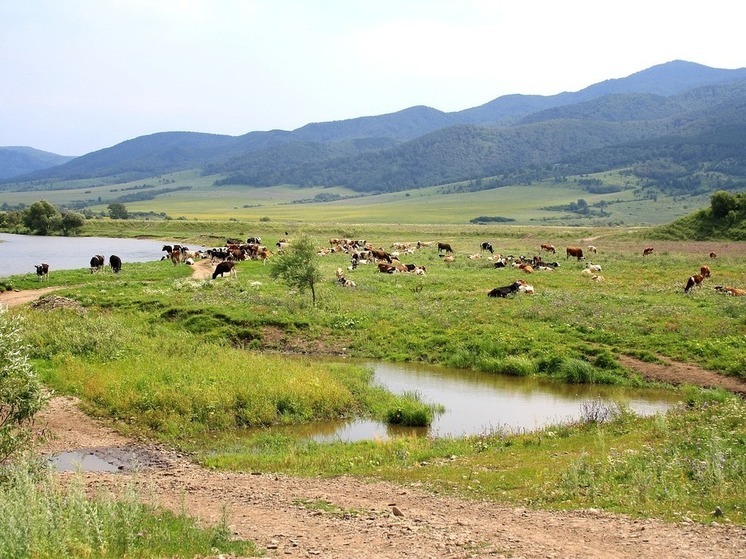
2 60 746 202
0 147 76 180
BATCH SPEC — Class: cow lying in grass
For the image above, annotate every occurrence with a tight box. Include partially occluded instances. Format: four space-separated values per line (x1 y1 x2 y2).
715 285 745 296
487 281 522 298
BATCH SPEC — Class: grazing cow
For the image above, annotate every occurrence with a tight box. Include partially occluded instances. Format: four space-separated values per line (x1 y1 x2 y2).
587 245 597 254
109 255 122 273
566 247 584 261
90 254 105 273
480 242 494 254
212 260 236 279
684 274 704 293
715 285 746 296
487 281 522 298
700 265 711 278
710 251 717 259
437 242 453 254
35 263 49 281
246 236 262 245
643 247 654 256
540 243 556 254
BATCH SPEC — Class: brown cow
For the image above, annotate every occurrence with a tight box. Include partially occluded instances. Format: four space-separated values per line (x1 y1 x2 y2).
565 247 584 261
643 247 654 256
715 285 745 296
684 274 704 293
710 251 717 259
437 242 453 254
540 243 556 254
700 265 711 278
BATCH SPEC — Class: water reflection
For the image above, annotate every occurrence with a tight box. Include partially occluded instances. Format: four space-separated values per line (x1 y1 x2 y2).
255 360 681 443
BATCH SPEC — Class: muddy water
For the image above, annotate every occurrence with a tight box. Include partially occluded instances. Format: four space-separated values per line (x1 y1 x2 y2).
259 360 682 442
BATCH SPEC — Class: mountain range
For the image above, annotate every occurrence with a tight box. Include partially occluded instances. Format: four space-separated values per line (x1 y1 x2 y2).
2 60 746 196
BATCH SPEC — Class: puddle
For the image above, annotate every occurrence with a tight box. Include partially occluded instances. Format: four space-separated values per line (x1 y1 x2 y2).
49 445 174 473
52 451 121 472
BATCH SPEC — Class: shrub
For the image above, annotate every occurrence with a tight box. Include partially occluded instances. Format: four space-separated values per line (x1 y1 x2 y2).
0 309 47 463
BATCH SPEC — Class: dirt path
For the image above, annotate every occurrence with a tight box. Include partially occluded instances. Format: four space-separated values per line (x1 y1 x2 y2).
36 396 745 559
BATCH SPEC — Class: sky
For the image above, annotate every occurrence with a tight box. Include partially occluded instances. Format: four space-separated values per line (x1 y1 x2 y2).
1 1 744 156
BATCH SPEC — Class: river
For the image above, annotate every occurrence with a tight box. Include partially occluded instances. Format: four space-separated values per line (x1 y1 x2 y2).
0 233 176 277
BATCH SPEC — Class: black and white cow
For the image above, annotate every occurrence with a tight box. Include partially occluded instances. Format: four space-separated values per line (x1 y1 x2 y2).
35 263 49 281
90 254 105 273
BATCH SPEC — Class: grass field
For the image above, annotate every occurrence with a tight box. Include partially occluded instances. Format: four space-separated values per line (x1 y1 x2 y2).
3 217 745 525
0 168 714 226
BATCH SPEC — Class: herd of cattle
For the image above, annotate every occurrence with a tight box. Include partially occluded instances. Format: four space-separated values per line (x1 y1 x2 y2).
30 236 743 297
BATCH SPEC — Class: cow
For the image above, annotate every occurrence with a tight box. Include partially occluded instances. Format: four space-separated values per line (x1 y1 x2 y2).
90 254 105 273
710 251 717 259
35 263 49 281
684 274 704 293
337 276 356 288
700 265 711 278
587 245 598 254
170 247 182 266
540 243 556 254
377 262 397 274
516 279 534 294
246 236 262 245
109 255 122 273
480 242 494 254
370 248 393 263
643 247 654 256
437 242 453 254
586 262 602 273
257 247 272 265
715 285 746 296
487 281 522 298
566 247 584 261
212 260 236 279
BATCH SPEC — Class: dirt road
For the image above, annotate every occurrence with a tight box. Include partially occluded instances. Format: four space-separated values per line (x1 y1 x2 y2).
37 396 745 559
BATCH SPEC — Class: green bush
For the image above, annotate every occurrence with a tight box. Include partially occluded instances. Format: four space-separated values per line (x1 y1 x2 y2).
0 309 47 463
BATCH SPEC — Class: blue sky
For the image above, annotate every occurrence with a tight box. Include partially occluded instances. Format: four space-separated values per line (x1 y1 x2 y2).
1 0 743 156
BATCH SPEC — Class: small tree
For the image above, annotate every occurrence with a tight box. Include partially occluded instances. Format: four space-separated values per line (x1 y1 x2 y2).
710 190 737 219
59 211 87 236
269 234 323 305
0 309 48 463
22 200 60 235
108 203 129 220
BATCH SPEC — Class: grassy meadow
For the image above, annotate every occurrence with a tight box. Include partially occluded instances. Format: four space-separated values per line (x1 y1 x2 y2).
3 218 746 526
0 168 714 225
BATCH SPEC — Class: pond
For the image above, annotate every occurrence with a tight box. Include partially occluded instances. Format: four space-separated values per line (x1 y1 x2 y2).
255 359 681 442
0 233 180 277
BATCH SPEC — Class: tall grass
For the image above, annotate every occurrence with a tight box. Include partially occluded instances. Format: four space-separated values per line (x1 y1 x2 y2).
0 461 254 559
